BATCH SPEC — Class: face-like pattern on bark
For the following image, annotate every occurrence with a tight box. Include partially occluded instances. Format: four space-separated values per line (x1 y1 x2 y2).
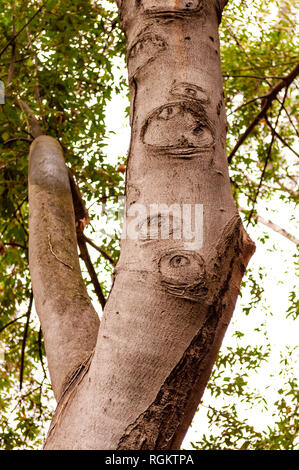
141 0 203 15
127 34 167 78
141 100 214 156
158 250 207 300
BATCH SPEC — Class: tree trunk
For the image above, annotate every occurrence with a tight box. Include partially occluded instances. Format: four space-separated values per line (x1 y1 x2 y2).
29 0 255 449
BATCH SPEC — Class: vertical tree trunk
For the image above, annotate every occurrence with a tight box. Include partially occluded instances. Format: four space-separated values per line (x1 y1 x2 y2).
30 0 255 449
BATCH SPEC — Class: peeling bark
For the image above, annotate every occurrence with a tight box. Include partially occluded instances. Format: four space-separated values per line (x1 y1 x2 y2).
32 0 255 449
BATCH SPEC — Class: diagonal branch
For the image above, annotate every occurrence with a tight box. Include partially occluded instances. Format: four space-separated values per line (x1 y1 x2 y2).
253 213 299 246
83 234 116 266
77 235 106 310
20 291 33 390
18 99 43 138
228 63 299 164
0 2 46 58
29 135 100 400
265 116 299 159
239 208 299 245
0 314 27 334
246 87 288 225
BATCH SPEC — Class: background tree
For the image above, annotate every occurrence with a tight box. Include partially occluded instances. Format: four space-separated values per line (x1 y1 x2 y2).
0 0 298 449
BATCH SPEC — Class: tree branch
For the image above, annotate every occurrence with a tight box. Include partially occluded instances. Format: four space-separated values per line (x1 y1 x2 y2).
77 235 106 310
228 63 299 164
240 208 299 245
0 314 27 334
7 2 16 87
0 2 46 58
68 169 108 309
18 99 43 138
254 213 299 245
38 327 47 380
246 87 288 225
20 291 33 390
265 116 299 159
83 234 116 266
28 135 100 400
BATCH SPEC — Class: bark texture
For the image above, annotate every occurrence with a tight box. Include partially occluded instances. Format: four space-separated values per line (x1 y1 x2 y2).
29 0 254 449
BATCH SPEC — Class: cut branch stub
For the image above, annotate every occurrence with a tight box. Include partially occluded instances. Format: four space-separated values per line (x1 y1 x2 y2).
28 136 99 401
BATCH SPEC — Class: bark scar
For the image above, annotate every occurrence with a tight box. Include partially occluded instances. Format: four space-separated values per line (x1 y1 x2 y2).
48 234 73 270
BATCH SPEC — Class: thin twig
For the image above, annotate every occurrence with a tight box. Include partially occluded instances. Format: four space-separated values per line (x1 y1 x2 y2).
228 63 299 164
17 99 43 138
3 241 27 250
223 74 284 80
0 314 27 334
3 137 32 145
240 207 299 245
275 96 299 138
83 234 116 266
265 116 299 159
38 327 47 380
19 291 33 390
246 87 289 225
227 94 266 116
0 2 46 58
7 2 16 87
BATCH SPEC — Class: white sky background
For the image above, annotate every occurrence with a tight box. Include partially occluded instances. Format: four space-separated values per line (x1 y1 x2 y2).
93 54 299 448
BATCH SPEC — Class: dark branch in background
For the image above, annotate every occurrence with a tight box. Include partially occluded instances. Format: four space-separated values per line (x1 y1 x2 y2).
77 236 106 310
265 116 299 159
19 291 33 391
0 314 27 334
17 99 43 138
68 170 107 309
275 96 299 138
246 134 276 227
3 241 27 250
0 2 46 58
83 234 116 266
0 196 28 238
26 25 46 128
223 74 284 80
3 137 32 145
228 62 299 164
7 2 16 87
227 94 266 116
246 87 289 226
38 327 47 380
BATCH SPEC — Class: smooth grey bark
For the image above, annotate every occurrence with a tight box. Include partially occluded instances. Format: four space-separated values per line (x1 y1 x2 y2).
29 136 99 400
29 0 255 449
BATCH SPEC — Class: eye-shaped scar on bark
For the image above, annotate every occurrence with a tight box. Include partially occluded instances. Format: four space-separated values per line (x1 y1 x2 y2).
139 212 182 241
158 250 207 301
141 0 203 17
170 82 209 104
141 100 215 156
127 34 167 79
